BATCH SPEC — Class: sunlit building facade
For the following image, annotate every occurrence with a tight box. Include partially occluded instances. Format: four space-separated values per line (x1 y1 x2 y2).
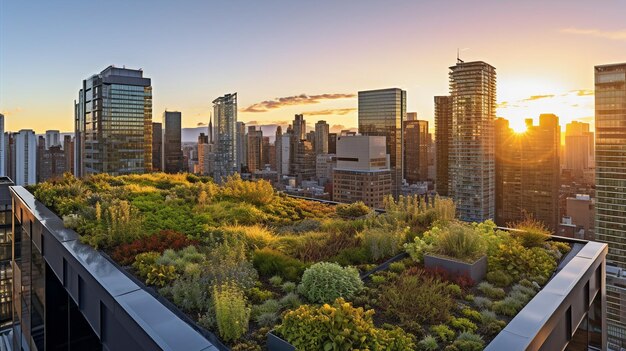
75 66 152 176
213 93 238 181
449 61 496 222
435 96 452 196
404 119 428 184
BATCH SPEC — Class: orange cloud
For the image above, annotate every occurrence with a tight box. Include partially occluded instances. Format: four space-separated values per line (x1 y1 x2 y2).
561 27 626 41
574 89 594 96
522 94 554 102
242 93 355 112
303 108 356 116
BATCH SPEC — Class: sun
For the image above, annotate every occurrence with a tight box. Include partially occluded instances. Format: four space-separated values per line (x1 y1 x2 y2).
509 119 528 134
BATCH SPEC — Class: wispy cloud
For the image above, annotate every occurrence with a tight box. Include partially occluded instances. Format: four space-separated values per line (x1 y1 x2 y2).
242 93 355 113
522 94 554 102
561 27 626 41
303 108 356 116
330 124 358 133
574 89 594 96
197 122 207 127
0 107 23 116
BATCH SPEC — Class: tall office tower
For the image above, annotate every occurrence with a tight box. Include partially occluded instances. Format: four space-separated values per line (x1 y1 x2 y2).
197 133 210 175
152 122 163 171
278 128 292 177
0 114 4 176
293 140 316 183
236 121 246 172
404 119 428 184
37 136 45 182
328 133 337 154
564 121 595 175
358 88 405 197
306 131 316 147
262 136 271 167
449 61 496 222
213 93 238 181
435 96 452 196
315 120 329 155
495 116 560 230
275 126 283 175
45 130 61 149
333 135 391 208
14 130 37 186
293 114 306 141
595 63 626 350
247 126 263 172
63 135 74 175
75 66 152 176
5 133 15 182
268 142 276 171
162 111 183 173
209 115 214 144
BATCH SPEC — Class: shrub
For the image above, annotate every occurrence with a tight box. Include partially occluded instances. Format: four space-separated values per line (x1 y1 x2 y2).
430 324 455 342
246 287 274 304
477 282 505 299
461 308 482 323
360 226 409 261
389 261 406 273
133 251 160 278
111 230 196 265
335 201 371 218
213 283 251 342
281 281 297 294
279 292 302 310
157 245 206 274
404 234 435 263
418 335 439 351
492 296 524 317
489 239 557 283
379 270 455 325
473 296 493 310
434 223 485 262
446 284 462 297
450 332 484 351
486 270 513 287
220 174 274 206
464 294 475 302
511 218 550 248
298 262 363 304
251 299 280 327
276 298 415 351
479 310 506 336
331 246 371 266
371 275 386 285
205 241 258 290
449 317 477 332
252 248 306 281
269 275 283 287
161 276 210 312
146 264 177 287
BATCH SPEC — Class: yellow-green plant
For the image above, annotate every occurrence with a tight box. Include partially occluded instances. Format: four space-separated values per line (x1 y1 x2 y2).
213 282 251 342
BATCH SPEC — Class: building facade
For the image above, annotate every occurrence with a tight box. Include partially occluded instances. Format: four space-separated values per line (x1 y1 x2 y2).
45 130 61 150
63 135 74 175
213 93 238 181
163 111 183 173
333 135 391 208
314 120 329 155
434 95 452 196
38 145 66 182
75 66 152 176
358 88 405 198
151 122 162 171
449 61 496 222
595 62 626 349
14 130 37 186
236 121 246 173
404 119 428 184
0 115 4 177
247 126 263 172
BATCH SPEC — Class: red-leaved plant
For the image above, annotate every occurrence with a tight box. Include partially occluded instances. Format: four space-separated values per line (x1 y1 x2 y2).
111 230 198 265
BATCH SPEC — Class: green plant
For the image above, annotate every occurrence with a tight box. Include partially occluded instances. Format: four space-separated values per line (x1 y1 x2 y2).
213 282 251 342
298 262 363 304
252 247 306 281
275 298 415 351
133 251 161 278
145 264 177 287
461 308 482 323
418 335 439 351
251 299 280 327
404 233 436 263
160 275 210 312
479 310 506 336
489 239 557 283
473 296 493 310
464 294 475 302
205 241 259 290
492 296 524 317
511 218 550 248
335 201 371 218
269 275 283 287
434 223 485 262
389 261 406 273
477 282 505 299
486 270 513 287
449 317 477 332
281 281 297 293
360 226 409 261
371 275 386 285
430 324 455 342
246 287 274 304
379 270 455 325
450 332 484 351
279 292 302 310
446 284 462 297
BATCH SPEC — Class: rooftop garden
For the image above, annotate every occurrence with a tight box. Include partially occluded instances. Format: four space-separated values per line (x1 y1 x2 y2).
30 173 571 351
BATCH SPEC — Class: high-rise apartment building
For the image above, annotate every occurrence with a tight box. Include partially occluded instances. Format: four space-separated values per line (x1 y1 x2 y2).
152 122 163 171
75 66 152 176
449 61 496 222
13 130 37 186
293 114 306 141
564 121 594 175
314 120 329 155
45 130 61 149
333 135 391 208
162 111 183 173
404 119 428 184
328 133 337 154
435 96 452 196
0 114 4 176
213 93 238 181
495 115 560 230
197 133 211 175
358 88 405 197
595 62 626 349
236 121 246 173
247 126 263 172
63 135 74 175
38 145 66 182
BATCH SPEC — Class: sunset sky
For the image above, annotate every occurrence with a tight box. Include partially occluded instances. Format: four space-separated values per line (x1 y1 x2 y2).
1 0 625 135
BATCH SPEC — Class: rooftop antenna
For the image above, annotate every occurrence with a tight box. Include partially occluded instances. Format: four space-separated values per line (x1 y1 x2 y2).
457 48 464 64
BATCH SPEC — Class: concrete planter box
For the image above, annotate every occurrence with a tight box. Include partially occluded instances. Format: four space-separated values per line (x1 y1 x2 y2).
267 331 296 351
424 254 487 282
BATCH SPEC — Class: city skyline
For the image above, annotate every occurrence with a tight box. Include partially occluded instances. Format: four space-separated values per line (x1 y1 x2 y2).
2 1 625 134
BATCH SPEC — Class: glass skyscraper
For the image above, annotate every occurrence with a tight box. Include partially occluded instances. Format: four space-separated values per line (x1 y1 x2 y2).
162 111 183 173
213 93 238 181
358 88 406 197
595 62 626 349
449 61 496 222
75 66 152 176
